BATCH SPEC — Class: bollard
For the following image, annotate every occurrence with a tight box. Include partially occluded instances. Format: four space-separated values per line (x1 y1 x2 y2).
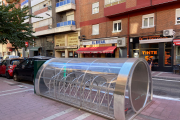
35 58 153 120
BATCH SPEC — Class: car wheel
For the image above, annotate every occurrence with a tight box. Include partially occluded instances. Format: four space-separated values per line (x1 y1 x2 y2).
6 72 11 79
13 73 19 81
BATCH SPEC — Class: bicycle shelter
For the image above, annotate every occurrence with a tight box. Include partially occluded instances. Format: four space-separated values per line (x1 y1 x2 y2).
35 58 153 120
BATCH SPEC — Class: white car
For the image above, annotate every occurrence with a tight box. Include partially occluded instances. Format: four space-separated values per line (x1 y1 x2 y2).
3 55 19 60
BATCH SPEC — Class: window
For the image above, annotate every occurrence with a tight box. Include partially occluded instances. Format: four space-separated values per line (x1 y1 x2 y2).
142 13 154 28
92 2 99 14
176 8 180 24
113 20 122 32
92 24 99 35
164 42 172 66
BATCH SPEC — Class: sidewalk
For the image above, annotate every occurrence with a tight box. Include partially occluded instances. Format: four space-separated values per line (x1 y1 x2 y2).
152 71 180 80
135 98 180 120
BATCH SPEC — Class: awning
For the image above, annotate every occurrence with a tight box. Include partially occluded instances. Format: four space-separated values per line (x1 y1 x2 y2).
30 47 41 51
139 38 173 44
173 39 180 45
76 46 116 54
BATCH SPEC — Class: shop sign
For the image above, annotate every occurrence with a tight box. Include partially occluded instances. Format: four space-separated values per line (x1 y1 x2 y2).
139 35 169 40
68 33 78 46
82 39 117 45
142 51 157 55
55 35 65 47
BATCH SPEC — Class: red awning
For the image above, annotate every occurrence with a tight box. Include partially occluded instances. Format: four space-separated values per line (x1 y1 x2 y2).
173 39 180 45
76 46 116 54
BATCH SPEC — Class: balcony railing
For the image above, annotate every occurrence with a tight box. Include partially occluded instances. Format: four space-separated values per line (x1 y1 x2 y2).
56 0 75 7
21 0 28 6
105 0 125 7
56 20 75 27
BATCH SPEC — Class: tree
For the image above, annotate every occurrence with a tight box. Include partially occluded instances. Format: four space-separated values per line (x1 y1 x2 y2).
0 1 39 49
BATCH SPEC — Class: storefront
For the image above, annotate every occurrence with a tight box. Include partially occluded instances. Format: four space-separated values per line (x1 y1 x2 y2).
173 38 180 65
130 35 173 72
30 36 54 57
54 33 79 58
76 37 126 58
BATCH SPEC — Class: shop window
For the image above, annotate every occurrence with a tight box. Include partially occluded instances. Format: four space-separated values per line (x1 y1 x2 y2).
164 42 172 66
176 46 180 64
92 24 99 35
176 8 180 24
140 43 159 67
61 52 65 58
142 13 154 28
92 2 99 14
69 51 73 58
113 20 122 33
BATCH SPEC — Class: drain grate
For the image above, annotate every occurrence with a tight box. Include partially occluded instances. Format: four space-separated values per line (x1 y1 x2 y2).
153 91 167 95
8 83 23 86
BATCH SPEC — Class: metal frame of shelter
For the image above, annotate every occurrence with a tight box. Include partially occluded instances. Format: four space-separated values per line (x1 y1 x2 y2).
35 58 153 120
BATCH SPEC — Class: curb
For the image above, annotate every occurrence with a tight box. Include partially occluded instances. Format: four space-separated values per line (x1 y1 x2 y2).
152 76 180 81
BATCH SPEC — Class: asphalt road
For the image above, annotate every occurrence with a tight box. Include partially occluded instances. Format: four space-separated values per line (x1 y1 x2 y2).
153 78 180 100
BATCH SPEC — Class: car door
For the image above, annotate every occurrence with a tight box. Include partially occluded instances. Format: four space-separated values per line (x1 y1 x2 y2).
1 60 7 75
24 59 34 81
17 59 30 79
0 60 4 74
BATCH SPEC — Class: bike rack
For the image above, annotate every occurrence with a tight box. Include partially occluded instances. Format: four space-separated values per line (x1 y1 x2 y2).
35 58 153 120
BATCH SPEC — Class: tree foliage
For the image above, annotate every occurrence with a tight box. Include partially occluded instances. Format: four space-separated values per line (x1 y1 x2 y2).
0 1 39 49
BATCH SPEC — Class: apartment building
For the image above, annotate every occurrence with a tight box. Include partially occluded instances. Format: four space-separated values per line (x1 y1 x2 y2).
77 0 180 72
31 0 80 58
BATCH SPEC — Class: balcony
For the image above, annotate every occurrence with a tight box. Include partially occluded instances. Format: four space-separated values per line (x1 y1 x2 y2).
105 0 125 8
56 20 75 27
56 0 76 13
33 21 76 36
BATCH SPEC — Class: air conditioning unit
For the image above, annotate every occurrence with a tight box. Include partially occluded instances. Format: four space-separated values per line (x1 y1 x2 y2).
117 37 126 47
163 29 174 36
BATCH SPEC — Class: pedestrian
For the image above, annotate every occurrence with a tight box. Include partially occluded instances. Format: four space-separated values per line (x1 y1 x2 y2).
148 58 153 71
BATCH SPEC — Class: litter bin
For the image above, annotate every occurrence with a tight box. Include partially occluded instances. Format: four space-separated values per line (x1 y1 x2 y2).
35 58 153 120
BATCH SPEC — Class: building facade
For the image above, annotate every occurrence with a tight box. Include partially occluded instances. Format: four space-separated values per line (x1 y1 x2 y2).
30 0 80 58
78 0 180 72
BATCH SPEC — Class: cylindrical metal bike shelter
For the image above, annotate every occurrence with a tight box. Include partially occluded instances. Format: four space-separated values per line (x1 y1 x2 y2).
35 58 153 120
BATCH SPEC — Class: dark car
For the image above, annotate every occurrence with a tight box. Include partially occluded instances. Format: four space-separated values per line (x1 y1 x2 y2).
13 57 51 84
0 58 25 79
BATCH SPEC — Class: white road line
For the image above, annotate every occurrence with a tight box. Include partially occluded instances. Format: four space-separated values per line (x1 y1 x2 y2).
72 113 92 120
153 78 180 83
0 87 28 93
3 81 14 84
155 72 163 76
153 95 180 101
42 108 75 120
0 89 33 97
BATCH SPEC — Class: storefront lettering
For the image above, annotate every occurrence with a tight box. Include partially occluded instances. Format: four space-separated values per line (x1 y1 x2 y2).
142 51 157 55
139 35 168 40
92 40 105 44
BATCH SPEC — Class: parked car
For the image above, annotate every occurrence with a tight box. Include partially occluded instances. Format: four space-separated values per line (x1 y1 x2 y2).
13 57 51 84
0 58 25 79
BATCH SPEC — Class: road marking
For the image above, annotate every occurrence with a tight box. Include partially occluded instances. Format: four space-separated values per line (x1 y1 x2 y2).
0 89 33 97
153 95 180 101
72 113 92 120
3 81 14 84
0 87 28 93
153 78 180 83
155 72 162 76
42 108 75 120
